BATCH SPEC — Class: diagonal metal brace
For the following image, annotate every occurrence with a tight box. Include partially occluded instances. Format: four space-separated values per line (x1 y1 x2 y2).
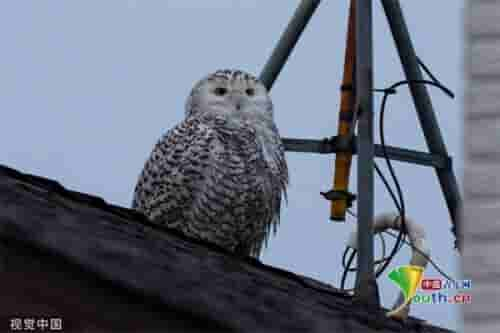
259 0 321 90
381 0 463 250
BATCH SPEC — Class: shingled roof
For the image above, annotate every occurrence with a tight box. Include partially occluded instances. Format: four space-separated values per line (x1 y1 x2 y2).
0 164 454 333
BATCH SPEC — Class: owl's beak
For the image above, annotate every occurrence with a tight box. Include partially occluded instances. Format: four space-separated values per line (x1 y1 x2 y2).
230 92 245 111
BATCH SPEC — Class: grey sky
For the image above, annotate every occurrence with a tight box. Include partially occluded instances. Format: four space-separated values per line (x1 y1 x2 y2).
0 1 464 330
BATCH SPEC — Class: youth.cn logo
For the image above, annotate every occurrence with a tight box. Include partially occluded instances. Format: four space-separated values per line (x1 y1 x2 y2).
386 265 425 316
387 265 472 309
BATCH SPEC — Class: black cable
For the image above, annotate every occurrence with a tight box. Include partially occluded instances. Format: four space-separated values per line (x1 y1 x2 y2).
341 247 357 290
339 58 454 290
343 209 456 285
373 161 406 275
373 86 408 278
374 77 454 278
374 162 401 211
382 79 454 99
383 230 456 283
417 56 445 93
342 246 352 268
373 162 406 257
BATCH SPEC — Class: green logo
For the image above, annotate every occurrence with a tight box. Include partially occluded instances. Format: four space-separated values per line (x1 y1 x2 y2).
387 265 424 317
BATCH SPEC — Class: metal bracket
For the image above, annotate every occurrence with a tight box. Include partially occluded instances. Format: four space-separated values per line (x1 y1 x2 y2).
320 189 356 208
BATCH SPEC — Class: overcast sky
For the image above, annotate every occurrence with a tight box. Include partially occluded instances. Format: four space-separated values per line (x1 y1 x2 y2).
0 1 464 331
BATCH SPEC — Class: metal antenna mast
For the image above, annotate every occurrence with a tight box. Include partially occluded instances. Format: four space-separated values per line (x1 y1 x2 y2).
259 0 462 307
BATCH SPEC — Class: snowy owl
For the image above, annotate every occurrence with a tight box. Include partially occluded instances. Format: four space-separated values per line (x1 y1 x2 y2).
132 69 288 257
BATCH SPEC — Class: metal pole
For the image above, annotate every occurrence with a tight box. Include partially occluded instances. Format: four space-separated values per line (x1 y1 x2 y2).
381 0 462 250
259 0 321 90
354 0 380 306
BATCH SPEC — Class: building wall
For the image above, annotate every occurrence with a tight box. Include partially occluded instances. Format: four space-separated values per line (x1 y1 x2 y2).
463 1 500 332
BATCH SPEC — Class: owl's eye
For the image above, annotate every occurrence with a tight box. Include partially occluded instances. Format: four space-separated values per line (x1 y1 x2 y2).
214 87 227 96
245 88 255 96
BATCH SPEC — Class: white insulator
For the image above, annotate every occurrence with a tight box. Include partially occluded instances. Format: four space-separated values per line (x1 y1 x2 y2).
346 212 430 320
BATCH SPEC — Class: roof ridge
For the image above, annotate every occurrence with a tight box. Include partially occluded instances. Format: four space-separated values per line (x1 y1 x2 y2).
0 163 454 332
0 164 348 299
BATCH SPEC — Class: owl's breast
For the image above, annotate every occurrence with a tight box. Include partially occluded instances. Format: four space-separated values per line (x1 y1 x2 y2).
202 117 285 212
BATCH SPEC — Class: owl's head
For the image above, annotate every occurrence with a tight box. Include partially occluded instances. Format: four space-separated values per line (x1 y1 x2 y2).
185 69 273 120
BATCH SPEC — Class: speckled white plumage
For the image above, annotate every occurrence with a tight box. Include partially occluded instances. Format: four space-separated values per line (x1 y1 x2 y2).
132 69 288 257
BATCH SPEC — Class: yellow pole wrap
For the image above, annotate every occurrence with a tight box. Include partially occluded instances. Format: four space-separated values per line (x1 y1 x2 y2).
331 0 356 221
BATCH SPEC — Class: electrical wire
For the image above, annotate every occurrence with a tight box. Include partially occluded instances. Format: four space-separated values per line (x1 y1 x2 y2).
340 58 455 291
383 230 456 283
374 59 454 277
340 232 390 292
341 247 357 290
373 160 406 278
373 82 408 278
344 209 456 285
